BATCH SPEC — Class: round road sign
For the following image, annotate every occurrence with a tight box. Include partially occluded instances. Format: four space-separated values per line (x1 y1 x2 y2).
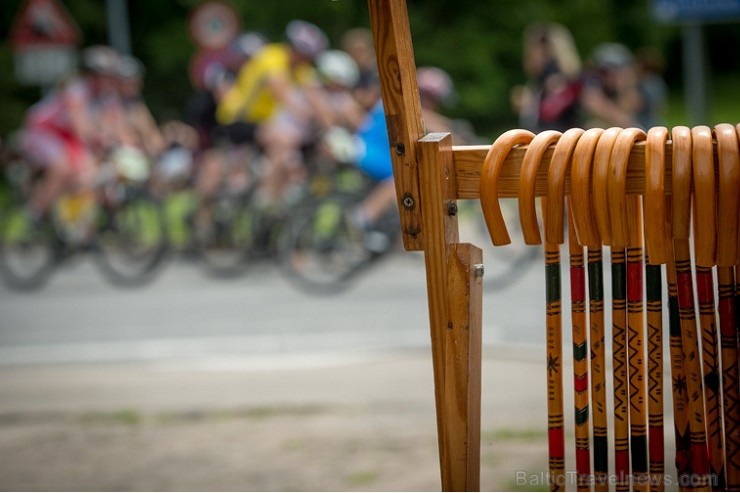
188 1 241 50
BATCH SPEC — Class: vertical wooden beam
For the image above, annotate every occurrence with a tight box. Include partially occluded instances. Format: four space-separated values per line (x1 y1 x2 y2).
445 243 482 491
418 132 480 491
367 0 426 251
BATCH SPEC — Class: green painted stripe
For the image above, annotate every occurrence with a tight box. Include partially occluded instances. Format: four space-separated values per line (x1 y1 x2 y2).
575 406 589 426
612 258 626 300
588 259 604 301
594 436 609 472
546 263 561 304
669 294 681 338
646 264 662 302
573 341 588 361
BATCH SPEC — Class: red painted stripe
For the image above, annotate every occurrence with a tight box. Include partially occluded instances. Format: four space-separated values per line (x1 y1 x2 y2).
570 266 585 302
627 261 643 302
676 272 694 307
675 449 691 476
615 450 630 483
649 426 664 463
690 443 710 475
695 270 713 304
719 296 735 337
548 427 565 457
576 448 591 476
574 374 588 393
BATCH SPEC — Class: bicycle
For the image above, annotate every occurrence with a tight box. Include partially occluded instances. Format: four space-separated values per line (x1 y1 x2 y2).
173 137 356 279
162 144 284 279
277 163 401 295
0 144 169 290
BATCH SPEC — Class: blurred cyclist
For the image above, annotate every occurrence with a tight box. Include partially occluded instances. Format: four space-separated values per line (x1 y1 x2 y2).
315 49 366 130
417 66 478 145
335 66 475 252
340 27 380 111
216 19 330 209
115 54 167 159
20 45 124 221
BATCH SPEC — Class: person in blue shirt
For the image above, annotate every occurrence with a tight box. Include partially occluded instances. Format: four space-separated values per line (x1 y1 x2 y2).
346 99 397 240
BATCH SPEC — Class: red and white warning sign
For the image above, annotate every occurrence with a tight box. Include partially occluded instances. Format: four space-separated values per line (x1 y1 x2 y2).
9 0 81 86
9 0 81 49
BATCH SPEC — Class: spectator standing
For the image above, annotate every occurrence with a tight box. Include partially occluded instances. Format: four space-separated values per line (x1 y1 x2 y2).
635 46 668 129
512 22 583 132
580 42 643 129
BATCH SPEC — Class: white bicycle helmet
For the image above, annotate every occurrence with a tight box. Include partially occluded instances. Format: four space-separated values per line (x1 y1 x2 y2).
317 50 359 88
592 42 634 70
285 20 328 60
230 31 268 60
80 45 120 76
117 54 145 80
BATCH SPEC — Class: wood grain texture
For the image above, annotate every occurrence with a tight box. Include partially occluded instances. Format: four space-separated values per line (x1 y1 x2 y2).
367 0 426 251
452 130 728 200
418 133 460 489
570 128 604 248
546 129 584 245
714 124 740 267
520 131 561 245
692 126 716 267
480 130 534 246
645 126 669 265
444 243 482 492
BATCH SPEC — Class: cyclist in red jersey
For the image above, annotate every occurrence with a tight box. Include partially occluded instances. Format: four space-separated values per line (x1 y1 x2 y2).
21 45 125 220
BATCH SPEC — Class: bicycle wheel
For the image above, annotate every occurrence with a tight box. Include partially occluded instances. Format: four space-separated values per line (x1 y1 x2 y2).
0 205 58 290
278 194 372 295
193 194 258 278
94 189 169 287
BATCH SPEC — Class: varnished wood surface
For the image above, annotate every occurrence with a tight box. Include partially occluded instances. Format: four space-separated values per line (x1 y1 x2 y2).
452 138 725 200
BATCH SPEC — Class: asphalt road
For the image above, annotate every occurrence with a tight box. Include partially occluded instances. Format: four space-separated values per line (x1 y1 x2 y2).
0 228 550 367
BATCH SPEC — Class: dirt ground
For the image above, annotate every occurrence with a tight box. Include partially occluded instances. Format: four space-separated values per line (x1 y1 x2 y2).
0 350 680 491
0 404 549 491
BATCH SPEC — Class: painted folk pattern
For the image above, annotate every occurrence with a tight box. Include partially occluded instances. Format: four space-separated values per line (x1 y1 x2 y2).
717 267 739 490
612 248 631 491
588 247 609 492
694 264 726 491
567 210 591 492
673 243 712 491
627 244 649 492
545 243 565 492
666 259 692 488
645 263 665 491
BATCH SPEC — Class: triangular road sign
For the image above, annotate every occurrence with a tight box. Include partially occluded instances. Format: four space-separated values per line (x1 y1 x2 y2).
9 0 81 49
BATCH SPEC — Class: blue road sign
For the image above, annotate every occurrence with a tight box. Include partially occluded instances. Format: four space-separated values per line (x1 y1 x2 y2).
652 0 740 23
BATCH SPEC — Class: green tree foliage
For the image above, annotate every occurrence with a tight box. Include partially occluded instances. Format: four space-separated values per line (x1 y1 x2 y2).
0 0 737 140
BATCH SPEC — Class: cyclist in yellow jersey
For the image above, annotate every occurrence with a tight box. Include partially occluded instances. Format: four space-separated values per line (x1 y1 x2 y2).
216 20 331 208
216 43 317 126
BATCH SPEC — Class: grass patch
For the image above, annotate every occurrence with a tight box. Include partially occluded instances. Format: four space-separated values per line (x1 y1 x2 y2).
154 405 327 425
345 470 379 487
481 451 503 466
482 427 548 443
503 472 550 492
80 409 142 426
282 438 307 452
